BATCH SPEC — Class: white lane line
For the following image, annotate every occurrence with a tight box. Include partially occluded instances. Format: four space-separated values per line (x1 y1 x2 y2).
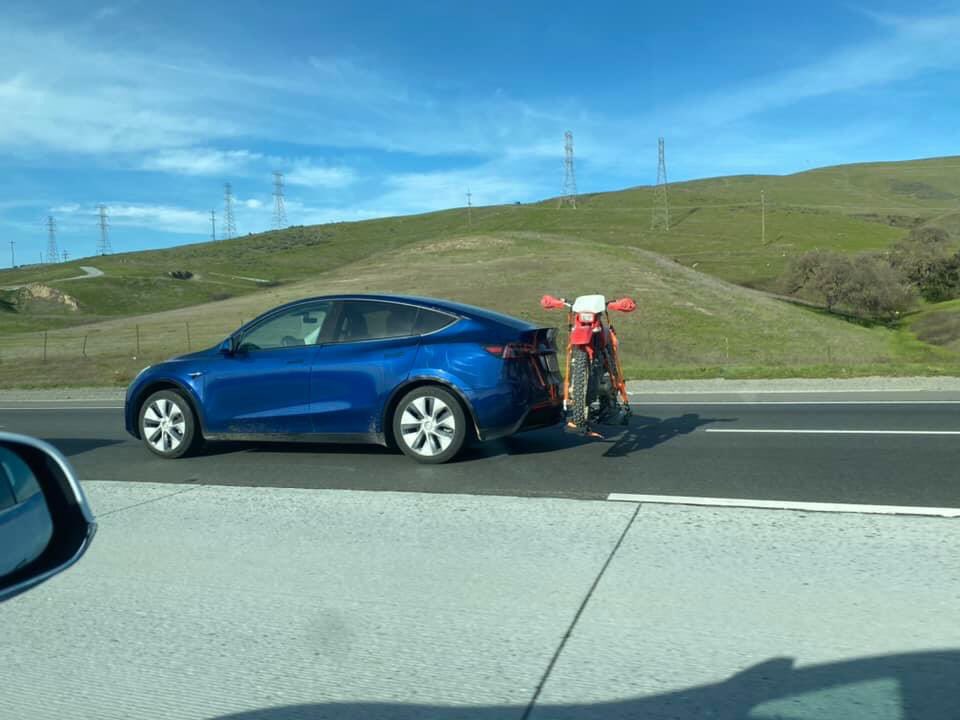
0 406 122 411
627 389 955 395
607 493 960 518
0 399 124 402
631 400 960 405
705 428 960 435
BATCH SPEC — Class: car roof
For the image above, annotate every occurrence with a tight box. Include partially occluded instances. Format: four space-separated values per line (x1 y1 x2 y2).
274 293 536 330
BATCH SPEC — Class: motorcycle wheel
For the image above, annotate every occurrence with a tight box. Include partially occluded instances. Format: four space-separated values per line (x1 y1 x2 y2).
568 347 590 428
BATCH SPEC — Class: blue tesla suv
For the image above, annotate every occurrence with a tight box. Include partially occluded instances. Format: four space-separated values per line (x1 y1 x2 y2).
124 295 563 463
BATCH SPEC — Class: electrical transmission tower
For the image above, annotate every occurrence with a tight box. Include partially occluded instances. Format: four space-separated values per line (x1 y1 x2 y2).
651 137 670 231
466 188 472 227
559 131 577 208
46 216 59 264
97 204 113 255
210 209 217 241
223 183 237 239
62 249 69 262
9 240 15 268
272 171 287 229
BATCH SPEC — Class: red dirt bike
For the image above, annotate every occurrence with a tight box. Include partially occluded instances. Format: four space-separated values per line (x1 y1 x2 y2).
540 293 636 434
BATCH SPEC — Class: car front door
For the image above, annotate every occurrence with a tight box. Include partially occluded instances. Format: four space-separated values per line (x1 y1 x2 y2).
310 300 423 437
202 301 332 437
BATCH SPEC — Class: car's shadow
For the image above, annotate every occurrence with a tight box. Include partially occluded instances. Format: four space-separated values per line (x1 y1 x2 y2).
199 441 397 458
452 413 736 462
210 650 960 720
40 437 126 457
196 414 734 462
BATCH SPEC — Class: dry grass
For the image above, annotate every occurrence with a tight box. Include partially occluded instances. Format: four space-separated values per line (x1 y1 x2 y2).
0 231 912 387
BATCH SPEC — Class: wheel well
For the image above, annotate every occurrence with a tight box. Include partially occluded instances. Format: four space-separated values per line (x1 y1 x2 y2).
133 381 204 438
383 379 478 447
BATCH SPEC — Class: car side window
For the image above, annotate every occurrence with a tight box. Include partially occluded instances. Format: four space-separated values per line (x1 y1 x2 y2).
414 308 456 334
333 301 419 343
239 302 332 351
1 448 42 503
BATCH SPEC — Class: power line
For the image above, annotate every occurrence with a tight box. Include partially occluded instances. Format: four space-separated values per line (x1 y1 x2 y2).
272 171 287 229
97 204 112 255
223 183 237 239
651 137 670 231
559 130 577 208
46 216 59 264
210 209 217 241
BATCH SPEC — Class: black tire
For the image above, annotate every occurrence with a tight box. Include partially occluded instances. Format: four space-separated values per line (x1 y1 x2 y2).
138 389 202 459
568 347 590 428
392 386 467 464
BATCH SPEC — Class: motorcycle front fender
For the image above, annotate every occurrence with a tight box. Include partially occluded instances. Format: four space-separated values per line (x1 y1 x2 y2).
569 325 595 346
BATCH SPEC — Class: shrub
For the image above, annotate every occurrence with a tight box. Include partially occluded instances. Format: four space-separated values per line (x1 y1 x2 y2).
844 255 915 320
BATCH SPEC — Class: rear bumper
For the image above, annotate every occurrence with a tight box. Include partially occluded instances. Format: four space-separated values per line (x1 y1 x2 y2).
477 400 563 441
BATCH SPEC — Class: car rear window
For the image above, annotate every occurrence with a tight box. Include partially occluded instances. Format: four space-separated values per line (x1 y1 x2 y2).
334 301 420 342
414 308 456 334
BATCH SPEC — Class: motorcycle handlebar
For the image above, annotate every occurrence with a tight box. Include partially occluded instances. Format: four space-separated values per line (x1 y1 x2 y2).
607 297 637 313
540 295 569 310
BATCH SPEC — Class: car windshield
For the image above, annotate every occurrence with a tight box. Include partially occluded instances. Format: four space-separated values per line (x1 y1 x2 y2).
2 2 958 719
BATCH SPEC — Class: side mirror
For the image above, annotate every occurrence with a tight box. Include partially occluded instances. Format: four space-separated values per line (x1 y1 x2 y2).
218 336 237 355
0 433 96 603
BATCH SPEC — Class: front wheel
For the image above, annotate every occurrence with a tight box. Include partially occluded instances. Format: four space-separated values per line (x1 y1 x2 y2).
138 390 202 459
567 347 590 428
393 386 467 464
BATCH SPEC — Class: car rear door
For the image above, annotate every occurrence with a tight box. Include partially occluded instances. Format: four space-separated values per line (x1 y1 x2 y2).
202 301 332 436
309 300 425 436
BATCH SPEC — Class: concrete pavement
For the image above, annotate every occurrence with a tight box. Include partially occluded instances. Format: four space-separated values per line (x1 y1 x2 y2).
2 481 958 719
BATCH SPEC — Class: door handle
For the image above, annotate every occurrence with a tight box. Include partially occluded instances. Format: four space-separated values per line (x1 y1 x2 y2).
384 351 405 358
287 358 306 365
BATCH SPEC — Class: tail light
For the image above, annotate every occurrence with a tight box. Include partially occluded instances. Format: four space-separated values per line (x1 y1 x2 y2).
483 342 537 358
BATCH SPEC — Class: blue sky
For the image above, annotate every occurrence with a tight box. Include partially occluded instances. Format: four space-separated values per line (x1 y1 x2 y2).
2 1 960 264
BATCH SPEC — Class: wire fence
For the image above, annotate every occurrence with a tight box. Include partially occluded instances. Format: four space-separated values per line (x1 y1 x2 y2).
0 319 878 371
0 316 246 365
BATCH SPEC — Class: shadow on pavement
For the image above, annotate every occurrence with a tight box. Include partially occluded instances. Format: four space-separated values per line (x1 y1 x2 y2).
194 414 732 462
41 437 125 457
200 441 396 458
211 651 960 719
602 413 734 458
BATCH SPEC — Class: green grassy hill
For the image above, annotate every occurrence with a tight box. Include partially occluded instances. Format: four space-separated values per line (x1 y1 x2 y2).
2 155 960 386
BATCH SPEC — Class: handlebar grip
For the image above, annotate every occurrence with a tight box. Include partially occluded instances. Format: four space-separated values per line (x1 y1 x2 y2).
540 295 567 310
607 297 637 313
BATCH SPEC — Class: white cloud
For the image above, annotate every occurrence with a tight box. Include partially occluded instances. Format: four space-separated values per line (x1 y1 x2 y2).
378 165 547 215
243 198 263 209
285 163 356 188
141 148 261 176
53 203 208 234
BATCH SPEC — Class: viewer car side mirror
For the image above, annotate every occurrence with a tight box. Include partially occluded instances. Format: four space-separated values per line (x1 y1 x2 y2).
0 433 96 603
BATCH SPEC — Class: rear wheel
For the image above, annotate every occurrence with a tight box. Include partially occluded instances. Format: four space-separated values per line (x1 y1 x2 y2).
393 386 467 464
138 390 201 459
568 347 590 428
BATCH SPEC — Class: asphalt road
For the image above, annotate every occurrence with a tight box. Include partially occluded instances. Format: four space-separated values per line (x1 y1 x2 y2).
2 391 958 508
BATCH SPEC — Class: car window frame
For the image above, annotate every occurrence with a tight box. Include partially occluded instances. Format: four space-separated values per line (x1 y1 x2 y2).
325 300 459 345
236 300 334 353
0 465 16 511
